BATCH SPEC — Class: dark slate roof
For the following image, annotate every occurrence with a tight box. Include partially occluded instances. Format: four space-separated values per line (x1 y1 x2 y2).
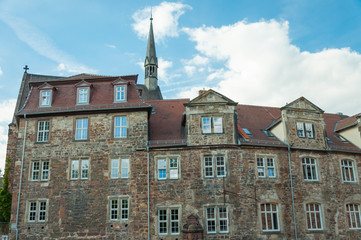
137 84 163 100
146 99 188 146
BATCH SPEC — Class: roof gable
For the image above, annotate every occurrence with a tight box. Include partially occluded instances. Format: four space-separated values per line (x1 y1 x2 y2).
38 82 55 90
185 89 237 106
112 78 129 85
281 96 324 113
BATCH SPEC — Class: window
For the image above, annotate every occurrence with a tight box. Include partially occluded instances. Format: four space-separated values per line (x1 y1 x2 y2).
341 160 357 183
77 88 89 104
109 197 129 221
39 90 51 107
261 203 280 232
297 122 314 138
75 118 88 140
204 155 226 178
114 85 127 102
31 160 49 181
114 116 127 138
206 207 228 234
346 204 361 229
110 158 129 179
28 200 47 222
302 158 318 181
70 159 89 180
306 203 323 230
37 120 50 142
202 117 223 134
257 157 276 178
157 157 179 180
158 208 180 235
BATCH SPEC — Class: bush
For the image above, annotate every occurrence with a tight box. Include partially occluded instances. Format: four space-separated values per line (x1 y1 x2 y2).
0 157 12 223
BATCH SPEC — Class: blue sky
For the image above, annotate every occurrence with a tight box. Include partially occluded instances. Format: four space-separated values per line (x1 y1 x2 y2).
1 0 361 170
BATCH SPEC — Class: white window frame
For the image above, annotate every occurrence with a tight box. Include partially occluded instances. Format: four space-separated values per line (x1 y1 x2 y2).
346 203 361 229
39 90 52 107
27 200 48 223
305 203 323 231
202 117 223 134
158 207 180 235
204 155 226 178
30 160 50 181
114 85 127 102
37 120 50 142
302 157 319 181
296 122 305 137
75 118 88 140
305 123 314 138
206 206 229 234
261 203 280 232
156 157 179 180
108 196 129 221
114 116 127 138
297 122 314 138
70 159 89 180
77 87 89 104
257 157 276 178
341 159 357 183
110 158 129 179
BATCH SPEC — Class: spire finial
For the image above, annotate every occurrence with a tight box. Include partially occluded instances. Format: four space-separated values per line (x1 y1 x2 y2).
150 7 153 21
23 65 29 73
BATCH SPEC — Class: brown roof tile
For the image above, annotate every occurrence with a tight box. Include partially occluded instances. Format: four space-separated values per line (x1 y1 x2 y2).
335 113 361 131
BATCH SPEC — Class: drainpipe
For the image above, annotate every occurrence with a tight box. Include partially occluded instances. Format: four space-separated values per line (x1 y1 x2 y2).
147 141 150 240
16 114 27 240
287 144 298 240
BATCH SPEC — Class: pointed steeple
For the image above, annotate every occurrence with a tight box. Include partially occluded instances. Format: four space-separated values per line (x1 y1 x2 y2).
144 15 158 91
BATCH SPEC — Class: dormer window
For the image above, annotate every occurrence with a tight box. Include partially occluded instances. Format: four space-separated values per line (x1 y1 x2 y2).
297 122 314 138
75 80 92 105
112 78 128 103
202 117 223 134
38 82 55 107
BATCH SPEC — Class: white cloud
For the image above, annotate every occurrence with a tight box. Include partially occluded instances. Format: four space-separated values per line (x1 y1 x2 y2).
181 20 361 115
132 1 191 42
184 65 196 76
0 99 16 171
0 66 3 75
182 55 209 76
105 44 116 49
0 13 96 74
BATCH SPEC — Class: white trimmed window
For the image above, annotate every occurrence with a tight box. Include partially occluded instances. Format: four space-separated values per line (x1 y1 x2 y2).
31 160 50 181
109 197 129 221
114 116 127 138
110 158 129 179
28 200 48 222
204 155 226 178
37 120 50 142
70 159 89 180
257 157 276 178
39 90 51 107
75 118 88 140
306 203 323 230
77 87 89 104
302 158 318 181
261 203 280 232
158 208 180 235
346 203 361 229
114 85 127 102
202 117 223 134
206 207 229 234
341 160 357 182
297 122 314 138
157 157 179 180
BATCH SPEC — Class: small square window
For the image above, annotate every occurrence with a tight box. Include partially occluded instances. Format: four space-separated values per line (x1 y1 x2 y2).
28 200 48 223
110 158 129 179
206 206 229 234
157 157 179 180
204 155 226 178
257 157 276 178
297 122 314 138
202 117 223 134
30 160 50 181
70 159 89 180
109 197 129 221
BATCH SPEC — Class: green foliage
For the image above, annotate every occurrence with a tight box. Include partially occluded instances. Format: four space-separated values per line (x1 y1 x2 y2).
0 157 12 223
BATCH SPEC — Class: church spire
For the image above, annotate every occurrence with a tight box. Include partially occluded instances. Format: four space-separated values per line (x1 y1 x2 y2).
144 14 158 91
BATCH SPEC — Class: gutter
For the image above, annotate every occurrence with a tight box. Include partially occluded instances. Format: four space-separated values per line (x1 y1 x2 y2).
287 144 298 240
15 114 27 240
147 142 150 240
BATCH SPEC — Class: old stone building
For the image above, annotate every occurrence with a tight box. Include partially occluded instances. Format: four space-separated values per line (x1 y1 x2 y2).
5 18 361 240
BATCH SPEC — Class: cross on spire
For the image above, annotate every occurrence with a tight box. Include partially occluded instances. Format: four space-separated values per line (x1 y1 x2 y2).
23 65 29 73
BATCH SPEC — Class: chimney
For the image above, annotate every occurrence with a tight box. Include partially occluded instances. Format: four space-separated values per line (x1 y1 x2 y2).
198 89 207 96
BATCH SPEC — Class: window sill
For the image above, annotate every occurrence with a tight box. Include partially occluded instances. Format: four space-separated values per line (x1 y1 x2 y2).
35 141 49 144
262 230 281 234
307 229 324 232
39 105 51 108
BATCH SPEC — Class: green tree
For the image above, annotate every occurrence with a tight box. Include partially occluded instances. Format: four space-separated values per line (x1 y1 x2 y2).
0 157 12 223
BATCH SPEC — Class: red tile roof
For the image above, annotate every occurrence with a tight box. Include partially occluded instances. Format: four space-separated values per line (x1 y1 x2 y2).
335 113 361 131
146 99 189 145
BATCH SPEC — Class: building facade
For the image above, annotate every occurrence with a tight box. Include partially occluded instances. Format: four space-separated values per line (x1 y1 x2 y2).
5 19 361 240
